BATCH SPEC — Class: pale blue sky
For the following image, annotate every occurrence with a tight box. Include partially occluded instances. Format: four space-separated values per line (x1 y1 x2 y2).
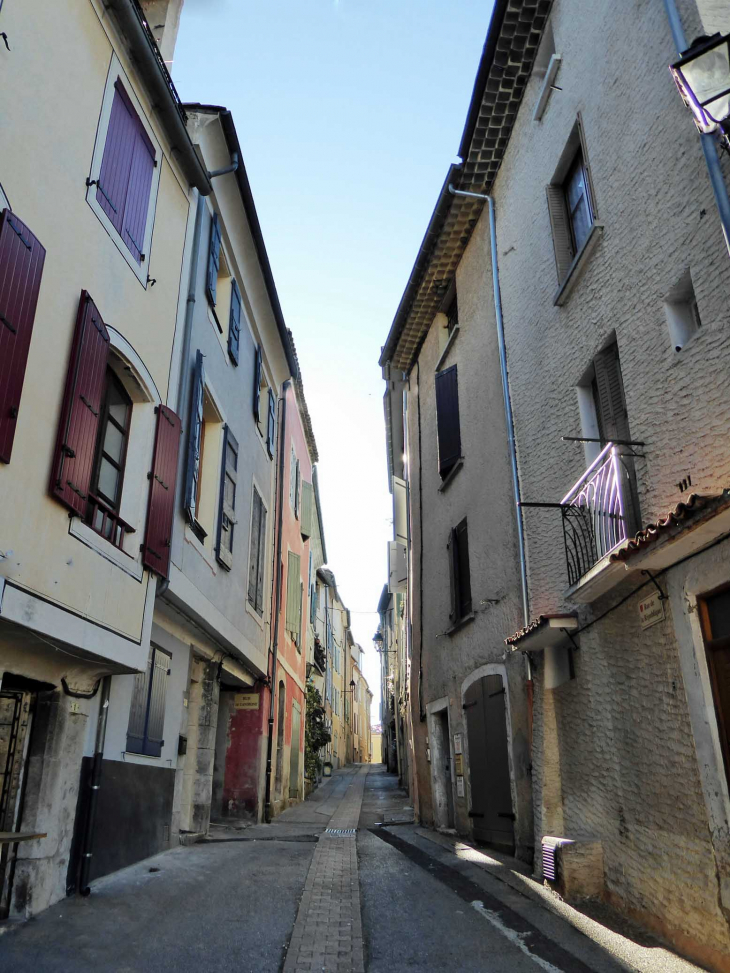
173 0 493 709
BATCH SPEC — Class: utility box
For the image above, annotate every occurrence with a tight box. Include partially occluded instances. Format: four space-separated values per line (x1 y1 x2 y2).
542 835 604 900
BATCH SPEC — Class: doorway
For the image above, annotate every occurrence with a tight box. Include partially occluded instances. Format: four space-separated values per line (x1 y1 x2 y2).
464 673 514 851
429 705 454 830
0 682 36 918
288 701 301 800
274 682 285 798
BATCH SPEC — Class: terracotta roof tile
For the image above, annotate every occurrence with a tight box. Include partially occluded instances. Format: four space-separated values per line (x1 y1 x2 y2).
609 491 730 563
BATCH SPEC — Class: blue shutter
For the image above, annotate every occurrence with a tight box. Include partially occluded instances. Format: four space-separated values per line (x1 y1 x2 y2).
266 388 276 458
253 344 262 420
206 212 221 307
216 425 238 569
184 350 205 525
228 279 241 366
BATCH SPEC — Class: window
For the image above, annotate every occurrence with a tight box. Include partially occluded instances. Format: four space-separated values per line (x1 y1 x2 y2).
86 65 161 284
300 480 313 539
184 351 224 543
248 487 267 614
564 152 593 254
266 389 277 458
86 368 132 543
215 427 238 569
126 646 170 757
448 518 472 624
445 292 458 337
699 587 730 786
434 364 461 479
286 551 302 643
253 345 263 420
591 342 630 446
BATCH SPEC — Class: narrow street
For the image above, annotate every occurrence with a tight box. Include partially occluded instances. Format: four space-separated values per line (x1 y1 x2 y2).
0 767 706 973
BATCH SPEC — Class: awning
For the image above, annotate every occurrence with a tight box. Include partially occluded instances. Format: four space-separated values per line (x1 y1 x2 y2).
505 614 578 652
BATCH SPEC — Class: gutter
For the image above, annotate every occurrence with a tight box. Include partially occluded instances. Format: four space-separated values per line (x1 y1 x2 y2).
105 0 211 195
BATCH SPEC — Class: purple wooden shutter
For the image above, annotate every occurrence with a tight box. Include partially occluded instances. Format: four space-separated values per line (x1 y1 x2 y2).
50 291 110 515
121 124 155 264
0 209 46 464
435 364 461 478
143 404 181 577
96 83 137 235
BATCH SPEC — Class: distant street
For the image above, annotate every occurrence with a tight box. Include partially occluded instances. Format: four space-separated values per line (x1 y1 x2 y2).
0 766 704 973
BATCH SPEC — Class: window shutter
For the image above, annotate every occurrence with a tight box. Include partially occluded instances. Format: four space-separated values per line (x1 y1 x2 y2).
294 460 301 518
0 209 46 464
546 184 575 283
392 475 408 545
215 425 238 570
184 350 205 524
253 344 262 420
228 279 241 365
434 365 461 478
248 488 261 606
455 519 472 618
142 404 182 577
144 648 170 757
206 212 221 307
447 528 458 622
593 343 630 444
286 551 301 638
300 480 313 539
50 291 110 515
298 581 304 649
96 83 138 236
256 498 267 612
121 124 155 263
126 654 151 754
266 388 276 457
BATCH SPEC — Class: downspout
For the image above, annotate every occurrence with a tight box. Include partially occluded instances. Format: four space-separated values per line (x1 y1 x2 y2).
663 0 730 254
415 362 425 723
208 152 239 180
78 675 112 895
264 380 290 822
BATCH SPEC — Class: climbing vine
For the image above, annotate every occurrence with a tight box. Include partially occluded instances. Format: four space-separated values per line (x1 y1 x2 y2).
305 683 331 780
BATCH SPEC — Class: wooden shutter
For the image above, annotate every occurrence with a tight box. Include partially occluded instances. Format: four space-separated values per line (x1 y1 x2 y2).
300 480 313 539
247 488 262 607
184 350 205 524
294 460 301 518
546 184 575 283
142 404 182 577
121 123 155 264
434 365 461 478
0 209 46 464
266 388 276 457
228 279 241 365
215 426 238 570
455 518 472 618
126 652 152 754
593 343 630 444
144 648 170 757
206 212 221 306
96 83 137 235
253 344 262 420
50 291 110 515
256 500 267 612
392 475 408 545
298 581 304 650
286 551 301 638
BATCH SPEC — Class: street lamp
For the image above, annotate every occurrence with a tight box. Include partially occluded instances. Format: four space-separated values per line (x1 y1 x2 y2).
670 33 730 136
372 631 384 650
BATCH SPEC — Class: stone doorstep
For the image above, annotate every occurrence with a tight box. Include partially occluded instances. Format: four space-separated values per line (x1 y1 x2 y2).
177 831 206 846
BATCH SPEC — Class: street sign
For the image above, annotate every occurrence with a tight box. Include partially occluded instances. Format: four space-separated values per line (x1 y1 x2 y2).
638 592 665 630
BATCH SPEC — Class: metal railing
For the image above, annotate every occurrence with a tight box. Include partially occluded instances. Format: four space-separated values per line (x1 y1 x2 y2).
560 443 633 587
86 493 136 551
130 0 188 123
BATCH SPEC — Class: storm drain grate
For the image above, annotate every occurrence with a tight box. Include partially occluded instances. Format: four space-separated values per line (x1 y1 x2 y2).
324 828 356 836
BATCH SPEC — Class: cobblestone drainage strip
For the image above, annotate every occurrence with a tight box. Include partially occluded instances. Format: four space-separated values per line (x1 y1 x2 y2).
324 828 357 836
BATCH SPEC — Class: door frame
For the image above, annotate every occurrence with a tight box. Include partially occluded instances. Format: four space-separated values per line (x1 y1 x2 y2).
426 697 454 830
461 664 517 840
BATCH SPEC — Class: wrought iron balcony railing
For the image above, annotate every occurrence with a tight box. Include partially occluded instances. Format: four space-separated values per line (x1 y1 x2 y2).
560 443 634 586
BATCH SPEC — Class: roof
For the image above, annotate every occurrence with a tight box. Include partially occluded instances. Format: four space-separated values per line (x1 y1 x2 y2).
379 0 553 372
183 105 299 378
289 335 319 464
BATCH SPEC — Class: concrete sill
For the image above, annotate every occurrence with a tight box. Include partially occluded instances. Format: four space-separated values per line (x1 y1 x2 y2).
438 458 464 493
553 222 604 307
444 612 475 638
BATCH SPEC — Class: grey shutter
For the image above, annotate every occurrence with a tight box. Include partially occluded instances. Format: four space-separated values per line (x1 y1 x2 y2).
434 365 461 478
300 480 313 538
184 350 205 524
266 388 276 457
206 212 221 306
248 488 261 607
455 518 472 618
216 425 238 570
144 648 170 757
253 345 262 420
546 184 575 283
228 279 241 365
256 500 267 611
286 551 301 637
298 581 304 650
593 343 630 444
294 460 301 518
126 654 151 753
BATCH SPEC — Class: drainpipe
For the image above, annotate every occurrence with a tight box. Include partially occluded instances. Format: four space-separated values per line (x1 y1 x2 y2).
208 151 239 180
663 0 730 254
78 675 111 896
264 381 290 822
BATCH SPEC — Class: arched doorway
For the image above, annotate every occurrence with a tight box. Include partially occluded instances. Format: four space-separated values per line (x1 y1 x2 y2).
274 681 285 798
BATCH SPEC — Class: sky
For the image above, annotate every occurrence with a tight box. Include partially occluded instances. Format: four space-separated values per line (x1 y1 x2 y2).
173 0 494 718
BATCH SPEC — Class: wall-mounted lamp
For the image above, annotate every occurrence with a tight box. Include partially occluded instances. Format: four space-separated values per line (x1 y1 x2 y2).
670 33 730 136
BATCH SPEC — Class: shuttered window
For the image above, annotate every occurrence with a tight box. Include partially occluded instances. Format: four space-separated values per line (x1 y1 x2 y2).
289 445 297 509
266 388 276 458
90 369 131 512
253 345 262 420
215 426 238 570
96 81 155 264
247 486 267 614
294 460 301 519
285 551 301 642
0 209 46 464
206 212 222 307
699 588 730 787
126 646 170 757
448 518 472 623
298 581 304 653
435 364 461 479
592 343 630 444
50 291 110 516
143 404 181 577
547 126 596 285
184 350 205 526
228 279 241 366
300 480 313 539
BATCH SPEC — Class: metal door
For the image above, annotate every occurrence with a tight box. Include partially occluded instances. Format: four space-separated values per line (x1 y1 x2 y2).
464 674 514 851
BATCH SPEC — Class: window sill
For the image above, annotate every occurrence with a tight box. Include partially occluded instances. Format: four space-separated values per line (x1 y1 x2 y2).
444 612 475 638
438 458 464 493
69 517 144 581
435 326 460 372
553 222 604 307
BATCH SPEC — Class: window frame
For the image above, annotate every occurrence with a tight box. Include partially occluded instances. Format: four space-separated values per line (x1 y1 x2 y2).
90 367 132 514
86 56 162 287
448 518 472 626
563 150 594 256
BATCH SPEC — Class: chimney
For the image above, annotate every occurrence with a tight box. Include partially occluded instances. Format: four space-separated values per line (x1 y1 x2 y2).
139 0 184 67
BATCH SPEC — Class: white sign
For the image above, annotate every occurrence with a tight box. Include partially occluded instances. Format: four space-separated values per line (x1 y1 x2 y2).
456 776 465 798
639 591 665 630
453 733 462 755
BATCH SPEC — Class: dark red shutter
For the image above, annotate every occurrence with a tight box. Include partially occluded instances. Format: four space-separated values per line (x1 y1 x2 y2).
50 291 110 515
143 404 181 577
96 83 137 235
0 209 46 464
435 364 461 478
